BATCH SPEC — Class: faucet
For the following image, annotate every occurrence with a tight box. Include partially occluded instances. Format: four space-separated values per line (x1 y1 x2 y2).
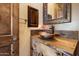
49 25 54 34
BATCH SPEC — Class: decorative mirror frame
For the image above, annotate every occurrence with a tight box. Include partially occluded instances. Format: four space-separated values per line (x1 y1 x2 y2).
43 3 72 24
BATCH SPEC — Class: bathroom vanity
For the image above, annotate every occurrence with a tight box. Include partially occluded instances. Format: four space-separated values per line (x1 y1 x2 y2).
31 30 79 56
31 35 78 56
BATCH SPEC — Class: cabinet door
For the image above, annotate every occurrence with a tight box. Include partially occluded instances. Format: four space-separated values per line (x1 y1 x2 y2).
0 3 11 35
0 3 19 56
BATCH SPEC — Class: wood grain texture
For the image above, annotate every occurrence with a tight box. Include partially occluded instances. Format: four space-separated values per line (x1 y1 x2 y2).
0 3 11 35
0 36 11 48
0 36 11 56
12 3 19 56
28 6 38 27
0 3 19 56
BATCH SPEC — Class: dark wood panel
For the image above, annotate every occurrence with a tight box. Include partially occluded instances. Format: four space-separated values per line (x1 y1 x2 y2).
0 36 11 48
0 36 11 56
13 3 19 56
0 3 19 56
28 6 39 27
0 3 11 35
0 3 11 56
74 41 79 56
0 45 11 56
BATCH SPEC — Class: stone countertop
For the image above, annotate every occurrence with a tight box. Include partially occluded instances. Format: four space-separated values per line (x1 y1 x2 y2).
32 35 78 55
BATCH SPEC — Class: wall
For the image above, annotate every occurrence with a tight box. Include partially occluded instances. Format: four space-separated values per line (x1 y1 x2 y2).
19 3 43 56
19 3 79 56
54 4 79 31
19 3 30 56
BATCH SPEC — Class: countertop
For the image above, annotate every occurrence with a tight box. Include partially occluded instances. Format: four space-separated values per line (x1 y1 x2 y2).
32 35 78 55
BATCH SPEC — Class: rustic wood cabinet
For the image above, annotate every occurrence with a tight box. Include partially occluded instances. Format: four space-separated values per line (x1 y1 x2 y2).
0 3 19 56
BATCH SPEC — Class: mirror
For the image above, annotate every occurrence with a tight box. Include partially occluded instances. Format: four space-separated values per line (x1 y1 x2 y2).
43 3 71 24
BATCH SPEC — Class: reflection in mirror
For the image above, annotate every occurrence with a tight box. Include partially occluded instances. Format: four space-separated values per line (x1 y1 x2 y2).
43 3 71 24
48 4 55 19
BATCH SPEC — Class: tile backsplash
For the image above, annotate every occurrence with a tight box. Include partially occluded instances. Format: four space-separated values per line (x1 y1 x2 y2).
54 30 78 40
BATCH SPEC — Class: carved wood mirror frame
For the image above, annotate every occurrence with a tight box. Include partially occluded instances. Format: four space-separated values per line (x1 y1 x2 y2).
43 3 72 24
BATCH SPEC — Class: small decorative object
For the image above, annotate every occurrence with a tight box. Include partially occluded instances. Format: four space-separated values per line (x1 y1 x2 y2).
43 3 71 24
28 6 39 27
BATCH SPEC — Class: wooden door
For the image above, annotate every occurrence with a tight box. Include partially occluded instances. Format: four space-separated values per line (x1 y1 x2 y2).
0 3 19 56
